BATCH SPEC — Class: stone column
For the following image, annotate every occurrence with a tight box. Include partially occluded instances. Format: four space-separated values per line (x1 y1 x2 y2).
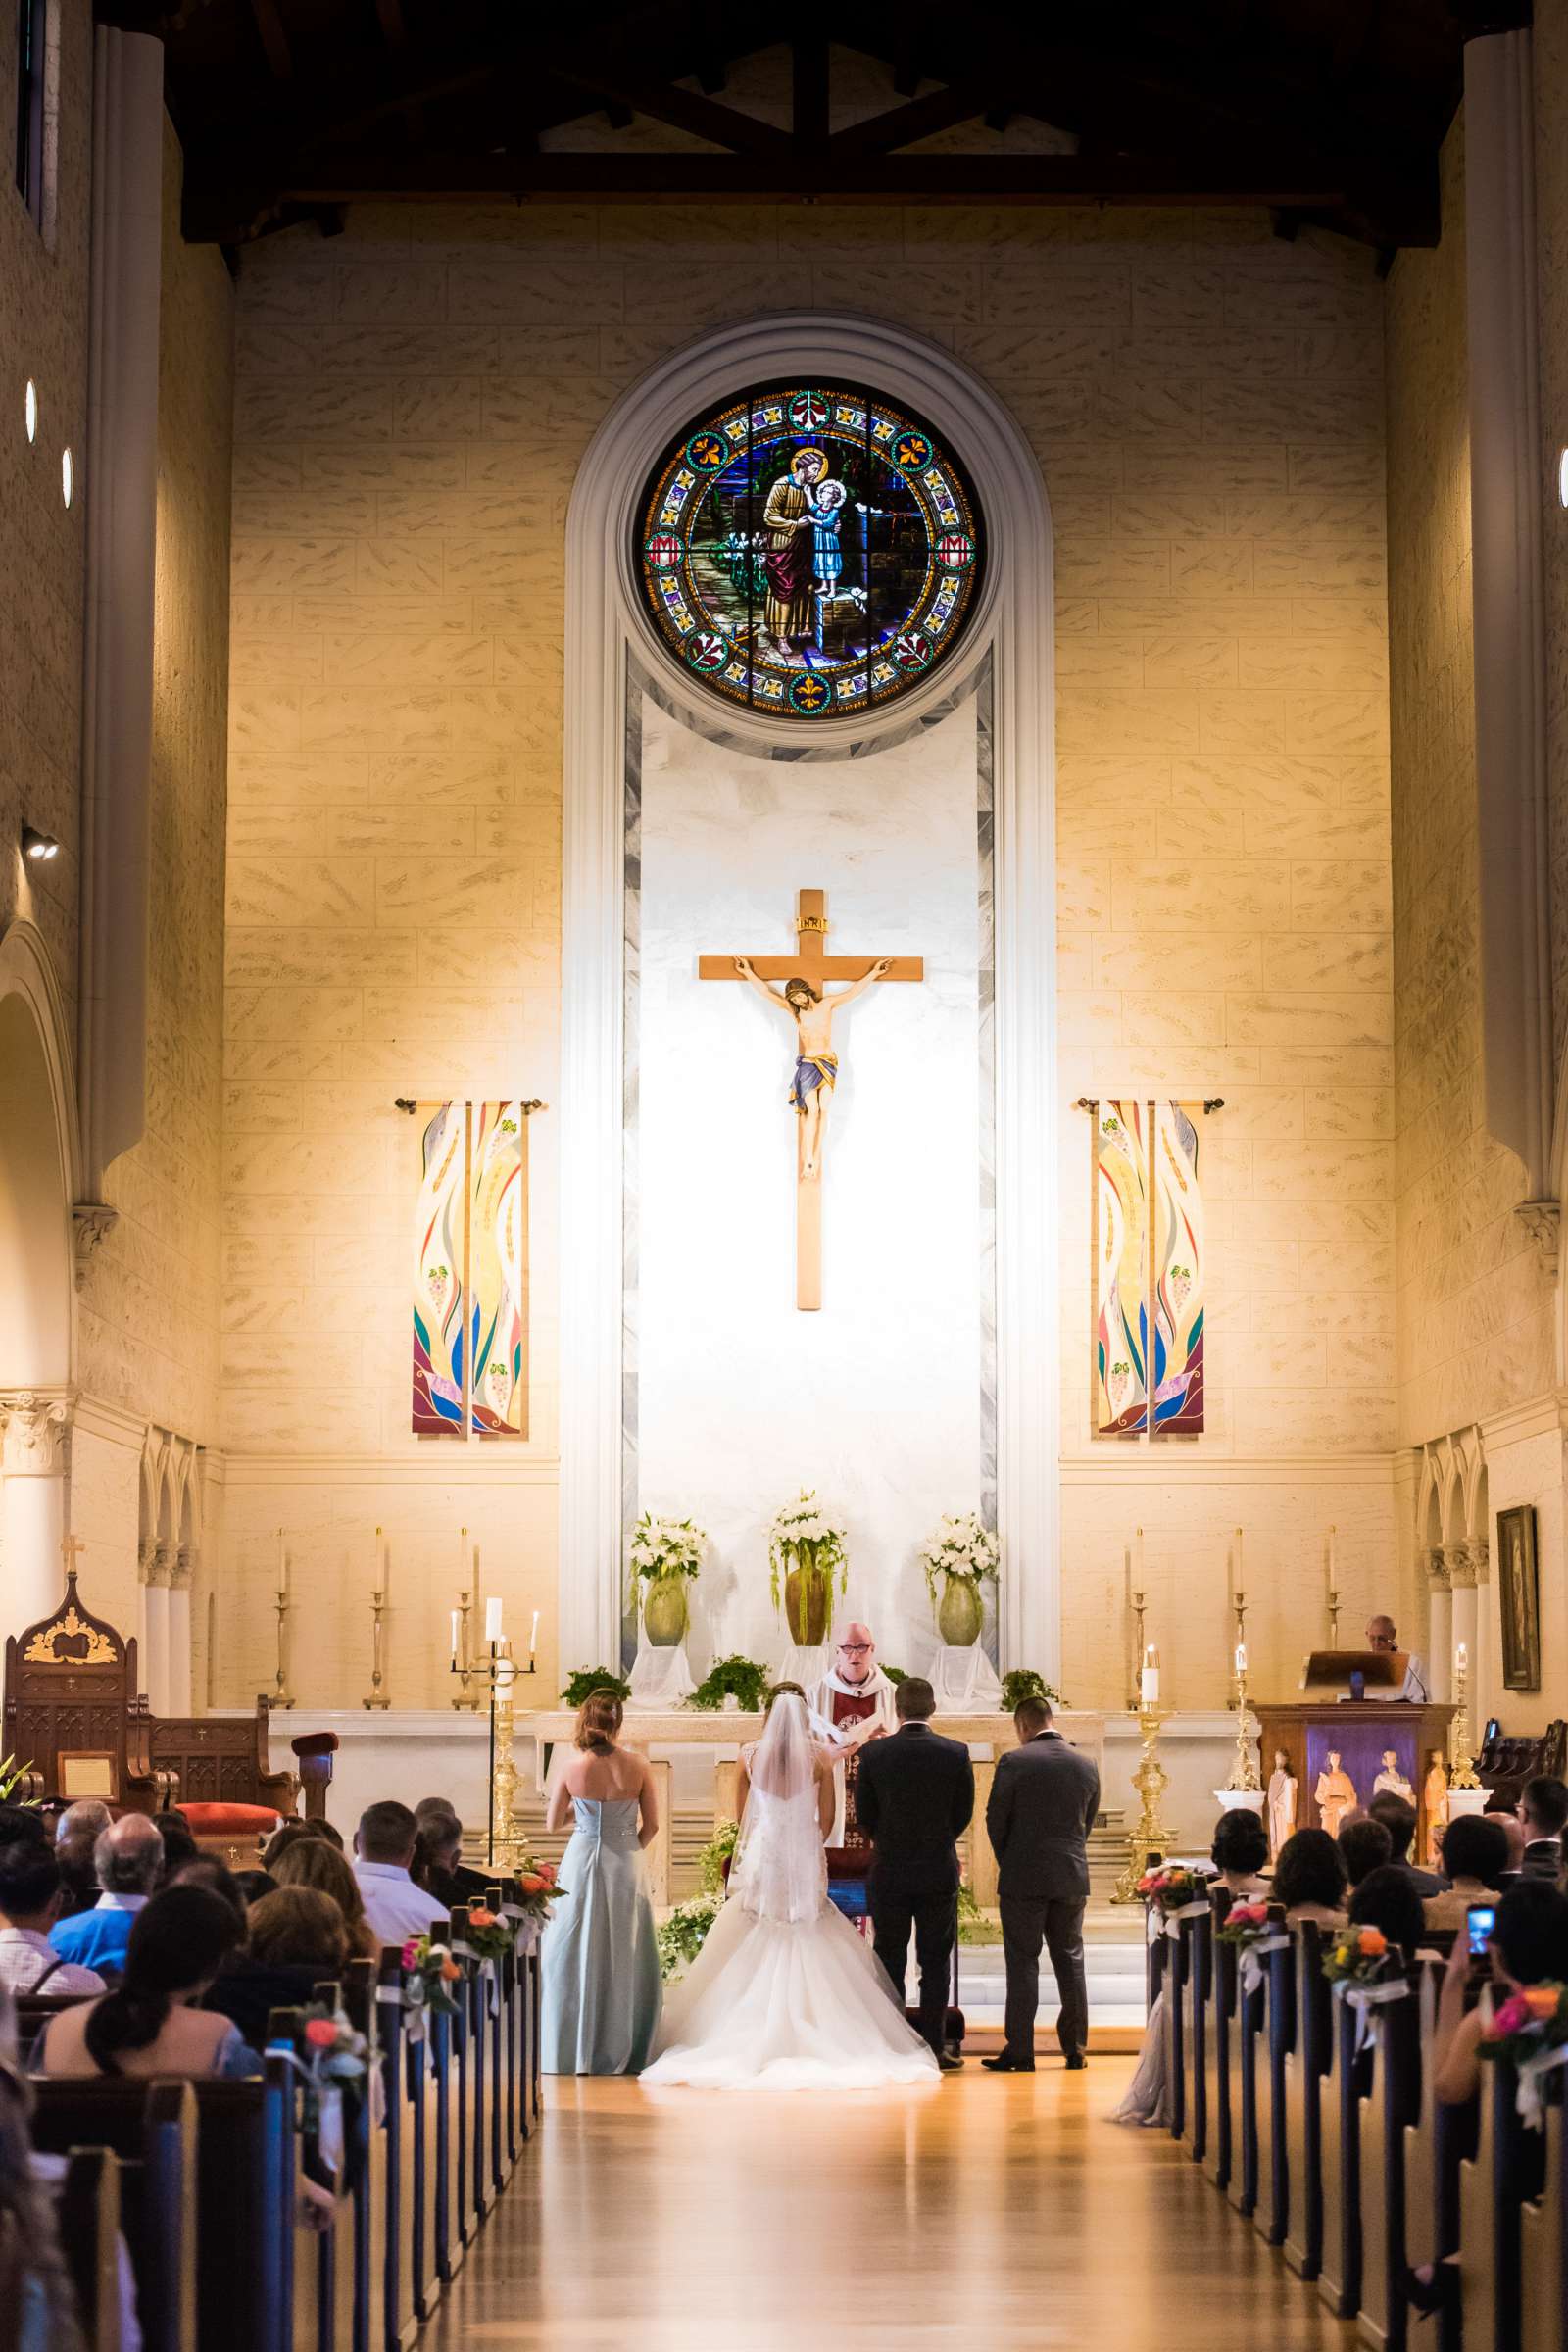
143 1540 172 1716
1468 1537 1494 1727
168 1544 193 1716
1449 1542 1479 1708
0 1392 74 1651
1425 1546 1454 1700
135 1540 152 1680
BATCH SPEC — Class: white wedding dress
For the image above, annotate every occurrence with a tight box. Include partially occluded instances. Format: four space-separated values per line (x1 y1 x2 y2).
641 1694 939 2092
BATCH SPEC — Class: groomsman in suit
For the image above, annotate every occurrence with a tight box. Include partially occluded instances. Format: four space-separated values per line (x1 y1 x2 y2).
983 1695 1101 2073
1518 1776 1568 1878
856 1677 975 2071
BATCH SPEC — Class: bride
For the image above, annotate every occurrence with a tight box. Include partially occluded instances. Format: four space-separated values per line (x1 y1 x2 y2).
641 1684 939 2091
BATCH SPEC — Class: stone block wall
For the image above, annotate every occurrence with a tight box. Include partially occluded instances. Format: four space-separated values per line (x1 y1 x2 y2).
220 198 1398 1711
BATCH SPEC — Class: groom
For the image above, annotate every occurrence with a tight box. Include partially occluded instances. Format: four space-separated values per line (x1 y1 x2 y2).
856 1677 975 2071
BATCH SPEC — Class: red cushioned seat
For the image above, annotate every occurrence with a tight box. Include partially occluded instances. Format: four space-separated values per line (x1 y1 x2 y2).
179 1802 284 1842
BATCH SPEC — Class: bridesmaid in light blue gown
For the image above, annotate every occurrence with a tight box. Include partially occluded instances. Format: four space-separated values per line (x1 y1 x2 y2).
541 1690 662 2074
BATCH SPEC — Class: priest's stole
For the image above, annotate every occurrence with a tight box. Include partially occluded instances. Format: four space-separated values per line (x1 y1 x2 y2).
412 1101 529 1438
1091 1099 1205 1439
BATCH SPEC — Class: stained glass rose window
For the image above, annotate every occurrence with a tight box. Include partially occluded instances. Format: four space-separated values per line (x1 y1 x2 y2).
633 384 984 720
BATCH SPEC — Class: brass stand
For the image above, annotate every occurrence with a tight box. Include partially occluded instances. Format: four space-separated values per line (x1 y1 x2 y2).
1224 1593 1259 1792
363 1557 391 1710
449 1641 538 1869
1449 1653 1481 1789
1111 1706 1175 1901
1128 1587 1147 1713
272 1583 293 1709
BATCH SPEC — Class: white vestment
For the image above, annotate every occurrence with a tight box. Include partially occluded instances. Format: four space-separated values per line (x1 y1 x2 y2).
803 1665 898 1850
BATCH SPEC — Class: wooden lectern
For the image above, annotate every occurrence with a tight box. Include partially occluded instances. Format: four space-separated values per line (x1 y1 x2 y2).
1254 1653 1454 1858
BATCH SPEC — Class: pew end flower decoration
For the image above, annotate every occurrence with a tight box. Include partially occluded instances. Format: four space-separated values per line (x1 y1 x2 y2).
1138 1866 1209 1916
1322 1924 1393 1985
464 1904 518 1962
1216 1900 1272 1948
513 1857 564 1924
402 1932 464 2016
1482 1981 1568 2063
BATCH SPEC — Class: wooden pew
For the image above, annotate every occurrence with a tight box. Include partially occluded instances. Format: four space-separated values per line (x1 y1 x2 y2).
1460 2047 1544 2352
1321 1972 1378 2318
1185 1902 1212 2167
1357 1965 1422 2352
1253 1908 1293 2250
1226 1939 1264 2220
1161 1910 1188 2143
1519 2065 1564 2352
58 2146 129 2352
1284 1921 1331 2281
1204 1889 1235 2191
29 2078 199 2352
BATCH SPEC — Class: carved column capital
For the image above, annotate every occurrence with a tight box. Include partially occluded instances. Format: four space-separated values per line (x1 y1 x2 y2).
1472 1535 1491 1582
1448 1540 1478 1588
146 1540 173 1590
72 1202 120 1290
171 1545 193 1592
137 1540 155 1583
0 1390 74 1476
1426 1544 1452 1591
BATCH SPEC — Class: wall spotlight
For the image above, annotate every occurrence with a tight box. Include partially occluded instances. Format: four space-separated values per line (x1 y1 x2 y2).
24 379 36 442
22 825 59 861
61 447 73 507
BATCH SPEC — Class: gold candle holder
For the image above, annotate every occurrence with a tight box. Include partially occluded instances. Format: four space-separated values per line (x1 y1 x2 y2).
451 1588 479 1711
1128 1587 1147 1714
1111 1706 1175 1901
272 1583 293 1709
364 1531 390 1710
489 1641 522 1870
1449 1650 1481 1789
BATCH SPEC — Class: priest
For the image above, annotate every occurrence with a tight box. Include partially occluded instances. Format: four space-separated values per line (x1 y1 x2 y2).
806 1622 900 1906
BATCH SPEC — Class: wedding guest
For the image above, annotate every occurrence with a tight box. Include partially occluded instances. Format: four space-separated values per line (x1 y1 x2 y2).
152 1811 198 1878
0 1806 47 1854
352 1801 449 1946
0 1986 87 2352
541 1690 662 2075
263 1819 344 1873
270 1836 380 1961
1338 1816 1394 1890
246 1888 350 1978
38 1886 260 2080
49 1816 163 1975
1211 1808 1269 1896
1423 1814 1508 1928
1367 1792 1442 1896
1349 1865 1426 1952
232 1869 278 1909
856 1676 974 2070
53 1801 111 1921
1272 1829 1348 1925
984 1694 1101 2074
413 1799 498 1908
1517 1775 1568 1878
200 1877 343 2051
1485 1789 1529 1876
0 1845 104 1997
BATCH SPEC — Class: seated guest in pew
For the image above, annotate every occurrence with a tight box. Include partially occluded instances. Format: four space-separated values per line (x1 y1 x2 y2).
0 1807 49 1855
48 1817 164 1977
262 1819 344 1873
0 1988 91 2352
202 1889 349 2051
272 1829 383 1961
151 1812 198 1878
38 1886 261 2082
1367 1793 1443 1897
1484 1789 1528 1877
1348 1864 1427 1953
1272 1829 1348 1926
1516 1774 1568 1880
52 1803 111 1922
1211 1807 1270 1898
413 1801 502 1909
0 1846 105 1997
352 1802 451 1946
1339 1815 1394 1892
232 1870 278 1909
1423 1814 1509 1929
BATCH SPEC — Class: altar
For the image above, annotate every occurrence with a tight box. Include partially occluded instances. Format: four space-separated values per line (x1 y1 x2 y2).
516 1707 1106 1907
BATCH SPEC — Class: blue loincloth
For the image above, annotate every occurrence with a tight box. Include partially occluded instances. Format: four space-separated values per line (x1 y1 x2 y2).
789 1053 838 1112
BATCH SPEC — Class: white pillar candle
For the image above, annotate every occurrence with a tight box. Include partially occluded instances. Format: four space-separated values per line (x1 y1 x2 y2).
450 1610 461 1659
1235 1642 1248 1676
1455 1641 1468 1677
485 1597 504 1644
529 1609 539 1657
1140 1645 1159 1706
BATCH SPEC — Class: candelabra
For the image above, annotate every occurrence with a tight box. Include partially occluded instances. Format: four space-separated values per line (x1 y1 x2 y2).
1111 1705 1176 1902
1449 1650 1482 1789
450 1589 480 1712
450 1639 538 1868
1327 1588 1341 1645
363 1585 390 1710
272 1581 293 1709
1224 1601 1261 1793
1128 1588 1147 1714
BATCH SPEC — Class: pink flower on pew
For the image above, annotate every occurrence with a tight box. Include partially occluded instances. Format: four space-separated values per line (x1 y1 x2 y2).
1489 1994 1532 2040
1228 1903 1268 1930
536 1863 557 1885
400 1937 420 1969
305 2018 339 2050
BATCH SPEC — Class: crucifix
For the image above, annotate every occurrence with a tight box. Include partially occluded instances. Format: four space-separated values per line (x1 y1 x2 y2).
61 1533 86 1580
699 888 923 1310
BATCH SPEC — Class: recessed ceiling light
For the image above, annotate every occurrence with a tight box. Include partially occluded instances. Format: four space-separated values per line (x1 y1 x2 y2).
24 380 36 443
61 446 73 507
22 825 59 862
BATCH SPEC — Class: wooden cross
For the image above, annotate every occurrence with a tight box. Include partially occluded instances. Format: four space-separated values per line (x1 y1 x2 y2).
700 889 923 1311
61 1533 86 1582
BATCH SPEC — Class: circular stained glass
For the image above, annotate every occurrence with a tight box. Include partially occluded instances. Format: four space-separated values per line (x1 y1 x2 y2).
633 384 985 721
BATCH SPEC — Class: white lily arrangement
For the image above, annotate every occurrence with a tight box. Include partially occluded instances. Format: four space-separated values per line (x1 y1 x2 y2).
919 1511 1001 1608
767 1489 849 1615
627 1511 707 1594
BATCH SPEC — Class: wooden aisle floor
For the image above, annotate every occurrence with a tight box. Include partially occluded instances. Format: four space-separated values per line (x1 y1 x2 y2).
427 2060 1354 2349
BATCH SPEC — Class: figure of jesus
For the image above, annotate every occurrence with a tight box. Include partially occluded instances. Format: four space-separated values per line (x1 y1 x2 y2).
733 954 893 1181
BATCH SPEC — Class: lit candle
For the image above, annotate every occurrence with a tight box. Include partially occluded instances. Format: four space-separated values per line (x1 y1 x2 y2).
1455 1642 1468 1678
1233 1526 1242 1610
485 1597 504 1644
459 1524 468 1584
1140 1644 1160 1706
1235 1641 1248 1677
529 1609 539 1658
450 1609 461 1659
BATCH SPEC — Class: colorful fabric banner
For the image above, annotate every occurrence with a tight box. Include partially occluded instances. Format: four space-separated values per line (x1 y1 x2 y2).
1092 1099 1150 1436
471 1101 527 1438
413 1103 469 1436
1152 1099 1204 1436
412 1101 529 1438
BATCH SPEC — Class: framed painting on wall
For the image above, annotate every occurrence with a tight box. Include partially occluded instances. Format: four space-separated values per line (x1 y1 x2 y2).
1497 1504 1541 1691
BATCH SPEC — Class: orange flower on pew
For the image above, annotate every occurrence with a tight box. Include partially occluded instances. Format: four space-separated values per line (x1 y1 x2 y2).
519 1874 545 1894
305 2017 340 2050
440 1954 462 1982
468 1906 499 1929
1524 1985 1562 2022
536 1862 557 1885
1357 1928 1388 1960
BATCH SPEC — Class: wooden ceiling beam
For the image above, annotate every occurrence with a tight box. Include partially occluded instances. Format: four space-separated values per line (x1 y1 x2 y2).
825 82 990 157
544 66 795 153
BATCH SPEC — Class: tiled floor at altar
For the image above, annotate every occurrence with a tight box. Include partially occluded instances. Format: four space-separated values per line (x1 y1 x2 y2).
426 2065 1351 2349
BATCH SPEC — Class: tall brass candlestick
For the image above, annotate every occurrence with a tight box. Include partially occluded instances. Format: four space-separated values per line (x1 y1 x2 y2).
451 1588 479 1711
1449 1644 1481 1789
364 1527 391 1710
1111 1705 1175 1901
272 1582 293 1709
1129 1586 1147 1714
489 1642 522 1869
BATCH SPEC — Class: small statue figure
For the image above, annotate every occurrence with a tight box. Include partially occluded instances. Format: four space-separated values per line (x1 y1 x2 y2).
1267 1748 1298 1861
1372 1746 1415 1804
1423 1748 1450 1867
1314 1748 1357 1838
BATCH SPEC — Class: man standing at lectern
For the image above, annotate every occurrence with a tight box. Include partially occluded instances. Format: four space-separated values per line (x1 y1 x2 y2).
1367 1614 1430 1702
806 1624 899 1903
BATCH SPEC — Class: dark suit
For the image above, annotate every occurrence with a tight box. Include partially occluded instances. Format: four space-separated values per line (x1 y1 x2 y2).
1522 1838 1563 1881
856 1722 975 2056
986 1729 1101 2061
